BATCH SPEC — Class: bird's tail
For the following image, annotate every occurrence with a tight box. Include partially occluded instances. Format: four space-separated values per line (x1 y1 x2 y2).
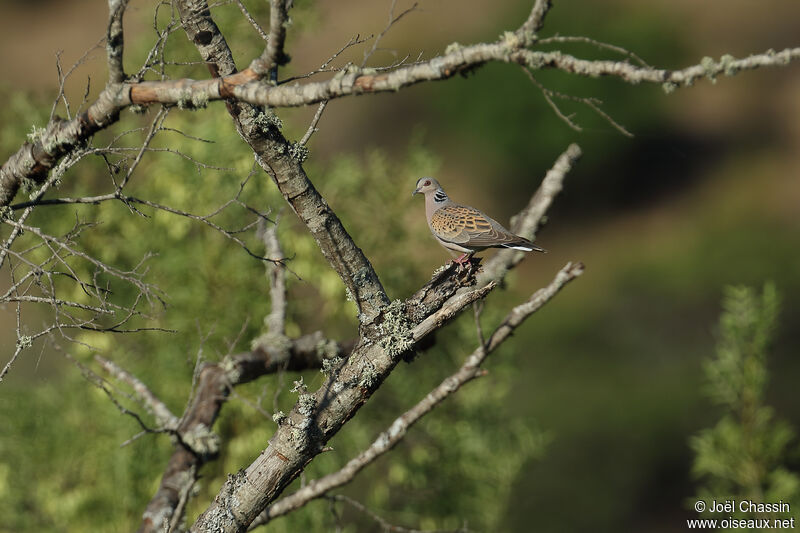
503 237 546 253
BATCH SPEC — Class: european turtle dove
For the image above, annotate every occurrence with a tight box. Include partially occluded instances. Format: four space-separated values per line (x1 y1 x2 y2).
412 177 545 267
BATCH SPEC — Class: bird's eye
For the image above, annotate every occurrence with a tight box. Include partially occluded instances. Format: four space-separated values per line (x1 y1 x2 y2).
423 180 431 186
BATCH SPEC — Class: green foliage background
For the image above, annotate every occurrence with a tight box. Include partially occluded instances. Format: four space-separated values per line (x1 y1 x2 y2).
1 1 799 532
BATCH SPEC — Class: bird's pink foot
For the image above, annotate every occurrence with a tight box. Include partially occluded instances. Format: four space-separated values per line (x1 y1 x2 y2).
452 253 474 270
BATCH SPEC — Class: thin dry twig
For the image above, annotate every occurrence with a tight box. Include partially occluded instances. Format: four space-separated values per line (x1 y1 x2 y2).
523 68 633 137
537 34 651 68
96 355 179 429
234 0 269 42
361 0 419 67
299 100 328 146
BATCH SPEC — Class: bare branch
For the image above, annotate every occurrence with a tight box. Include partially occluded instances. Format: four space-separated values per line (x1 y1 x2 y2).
410 282 497 340
523 69 633 137
361 0 419 67
485 262 584 350
516 47 800 90
234 0 270 43
96 355 179 430
228 46 800 108
299 100 328 146
478 142 582 286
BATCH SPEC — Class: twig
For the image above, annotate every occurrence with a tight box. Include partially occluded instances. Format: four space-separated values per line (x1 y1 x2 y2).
361 0 419 67
167 465 197 533
280 35 372 85
58 346 167 437
49 39 105 122
96 355 179 429
537 35 651 68
524 69 583 132
299 100 328 146
473 300 486 351
234 0 269 42
523 69 633 137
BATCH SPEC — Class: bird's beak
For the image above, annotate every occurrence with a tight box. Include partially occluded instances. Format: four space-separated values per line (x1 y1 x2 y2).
412 187 421 197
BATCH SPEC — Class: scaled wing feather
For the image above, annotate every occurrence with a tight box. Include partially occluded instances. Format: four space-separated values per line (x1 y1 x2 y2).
430 204 520 248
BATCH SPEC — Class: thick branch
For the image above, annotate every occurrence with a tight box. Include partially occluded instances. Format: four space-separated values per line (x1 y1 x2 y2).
138 332 351 533
175 0 388 320
258 262 584 524
0 83 128 206
124 45 800 108
3 12 797 207
190 263 488 532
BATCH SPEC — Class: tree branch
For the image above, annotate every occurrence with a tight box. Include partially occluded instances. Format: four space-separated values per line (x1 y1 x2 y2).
123 45 800 108
258 220 287 337
250 0 292 79
96 355 179 430
478 142 582 287
137 331 352 533
188 138 581 531
3 0 797 209
188 257 484 531
519 0 552 37
174 0 389 321
256 262 583 525
106 0 129 83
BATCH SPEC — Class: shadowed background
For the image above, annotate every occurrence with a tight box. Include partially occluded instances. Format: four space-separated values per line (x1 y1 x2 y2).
1 0 799 531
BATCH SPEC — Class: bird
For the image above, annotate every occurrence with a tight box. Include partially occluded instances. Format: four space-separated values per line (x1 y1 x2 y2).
412 177 545 267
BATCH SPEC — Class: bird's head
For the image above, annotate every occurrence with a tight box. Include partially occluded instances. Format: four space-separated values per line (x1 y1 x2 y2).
412 177 442 197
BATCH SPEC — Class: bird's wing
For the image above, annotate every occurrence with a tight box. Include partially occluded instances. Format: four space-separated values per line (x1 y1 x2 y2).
430 204 520 247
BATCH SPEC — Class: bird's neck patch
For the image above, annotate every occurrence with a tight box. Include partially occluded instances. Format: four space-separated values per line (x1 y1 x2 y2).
433 190 448 203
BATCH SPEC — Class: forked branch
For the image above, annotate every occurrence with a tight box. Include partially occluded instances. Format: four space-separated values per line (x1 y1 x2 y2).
255 261 583 526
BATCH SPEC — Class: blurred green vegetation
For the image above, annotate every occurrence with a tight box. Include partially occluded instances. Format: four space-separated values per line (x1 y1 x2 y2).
692 284 799 521
1 1 799 532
